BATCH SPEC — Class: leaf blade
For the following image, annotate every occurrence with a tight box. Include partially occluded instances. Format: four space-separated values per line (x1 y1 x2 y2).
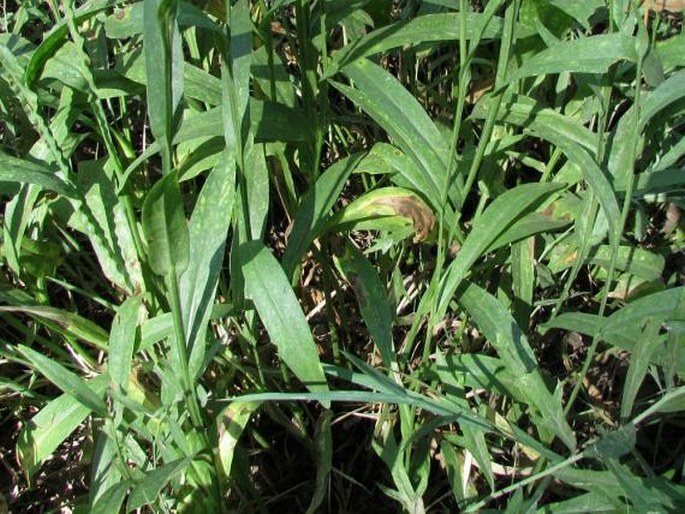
241 241 329 401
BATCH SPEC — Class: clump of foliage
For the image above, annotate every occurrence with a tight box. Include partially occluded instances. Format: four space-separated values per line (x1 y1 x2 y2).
1 0 684 512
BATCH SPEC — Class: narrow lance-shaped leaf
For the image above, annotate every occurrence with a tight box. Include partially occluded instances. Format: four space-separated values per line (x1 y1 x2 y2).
282 153 364 278
245 143 269 240
17 345 107 417
329 12 507 73
240 241 329 403
458 284 577 451
435 182 565 322
108 296 144 395
144 0 184 168
334 243 396 371
17 376 108 481
3 185 40 277
334 59 450 207
223 0 252 150
127 458 191 512
180 149 236 378
507 33 638 84
0 305 109 350
90 428 123 508
91 481 129 514
216 401 260 481
0 150 76 197
141 170 189 278
621 318 661 421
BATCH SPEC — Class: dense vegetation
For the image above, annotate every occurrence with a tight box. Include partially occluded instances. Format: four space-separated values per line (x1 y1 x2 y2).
1 0 684 512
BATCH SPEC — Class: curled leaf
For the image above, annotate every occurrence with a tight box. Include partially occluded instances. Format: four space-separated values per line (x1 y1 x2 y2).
327 187 436 243
645 0 685 13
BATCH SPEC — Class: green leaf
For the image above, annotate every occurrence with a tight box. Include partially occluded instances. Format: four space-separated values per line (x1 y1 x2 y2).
240 241 329 402
179 149 236 378
475 94 596 153
24 0 120 87
357 143 443 213
436 182 565 321
108 296 144 395
545 0 605 29
638 69 685 131
643 386 685 416
512 237 535 329
216 401 260 481
542 492 619 513
307 411 333 514
509 34 638 84
531 128 621 249
432 352 527 404
245 143 269 240
226 388 492 433
39 41 88 92
330 12 505 72
0 305 108 350
127 458 190 511
541 287 685 372
141 171 189 278
18 345 107 416
334 243 396 370
589 245 664 281
143 0 184 157
223 0 252 151
17 375 108 481
334 59 450 206
458 284 577 451
73 159 140 294
3 185 41 276
621 319 662 420
0 150 75 196
589 425 637 460
92 481 130 514
326 186 436 243
609 69 685 184
485 212 570 253
282 153 364 278
90 427 123 508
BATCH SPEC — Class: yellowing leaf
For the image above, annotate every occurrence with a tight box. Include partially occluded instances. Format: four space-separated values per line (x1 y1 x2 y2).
327 187 436 243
